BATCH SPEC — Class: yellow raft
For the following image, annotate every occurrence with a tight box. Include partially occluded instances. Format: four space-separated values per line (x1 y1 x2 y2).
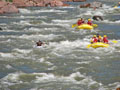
87 42 109 48
77 24 93 30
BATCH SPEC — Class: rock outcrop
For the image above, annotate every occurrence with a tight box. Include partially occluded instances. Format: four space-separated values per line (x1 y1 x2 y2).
80 2 102 8
61 0 86 2
92 15 103 21
12 0 67 7
0 1 19 14
0 0 70 14
73 0 86 2
89 2 102 8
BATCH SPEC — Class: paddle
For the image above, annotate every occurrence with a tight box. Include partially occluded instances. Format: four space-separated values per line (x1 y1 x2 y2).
114 6 117 8
72 24 77 28
86 44 91 48
111 40 118 43
92 24 98 28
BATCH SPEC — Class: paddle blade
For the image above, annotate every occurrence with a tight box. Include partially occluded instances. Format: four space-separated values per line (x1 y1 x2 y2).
92 24 98 28
86 44 91 48
112 40 118 43
114 6 117 8
72 24 77 28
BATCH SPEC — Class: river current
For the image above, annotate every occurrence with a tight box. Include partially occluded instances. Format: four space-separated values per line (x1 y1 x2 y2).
0 0 120 90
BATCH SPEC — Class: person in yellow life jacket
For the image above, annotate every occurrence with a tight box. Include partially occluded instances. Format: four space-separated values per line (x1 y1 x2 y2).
87 19 93 26
97 35 103 42
103 35 109 44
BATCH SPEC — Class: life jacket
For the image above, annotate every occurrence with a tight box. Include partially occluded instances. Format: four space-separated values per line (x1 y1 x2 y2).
92 37 98 43
87 21 92 25
77 20 84 26
103 37 108 43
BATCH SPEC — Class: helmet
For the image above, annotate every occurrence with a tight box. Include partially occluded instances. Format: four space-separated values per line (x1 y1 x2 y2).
88 19 91 21
90 40 93 43
93 35 96 37
99 36 102 38
79 18 83 20
104 35 107 37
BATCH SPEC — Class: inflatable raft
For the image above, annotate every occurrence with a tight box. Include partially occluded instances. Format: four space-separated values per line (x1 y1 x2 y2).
87 42 109 48
77 24 94 30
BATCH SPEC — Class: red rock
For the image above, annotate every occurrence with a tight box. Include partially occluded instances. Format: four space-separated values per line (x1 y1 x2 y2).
73 0 86 2
89 2 102 8
0 10 4 14
60 0 86 2
12 0 26 8
0 1 7 8
62 3 70 6
1 3 19 13
60 0 73 2
80 3 90 8
25 0 35 7
80 2 102 8
50 0 63 7
36 2 45 7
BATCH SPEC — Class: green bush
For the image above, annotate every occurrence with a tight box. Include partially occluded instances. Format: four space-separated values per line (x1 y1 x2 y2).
5 0 13 2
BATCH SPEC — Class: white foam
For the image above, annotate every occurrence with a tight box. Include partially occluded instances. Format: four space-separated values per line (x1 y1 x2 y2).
13 49 32 54
0 71 105 90
19 8 31 14
0 53 14 58
19 34 61 41
102 19 120 24
6 65 13 69
76 61 91 65
52 19 72 23
58 6 75 9
41 21 70 27
35 9 67 13
12 20 31 26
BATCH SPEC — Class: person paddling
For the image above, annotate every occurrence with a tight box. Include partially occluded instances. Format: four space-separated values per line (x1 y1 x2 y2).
103 35 109 44
36 40 44 46
91 35 98 43
77 18 85 26
97 35 103 42
87 19 93 26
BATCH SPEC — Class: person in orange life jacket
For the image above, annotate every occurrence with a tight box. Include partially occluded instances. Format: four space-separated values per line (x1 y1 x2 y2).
77 18 85 26
103 35 108 44
87 19 93 25
97 35 103 42
91 35 98 43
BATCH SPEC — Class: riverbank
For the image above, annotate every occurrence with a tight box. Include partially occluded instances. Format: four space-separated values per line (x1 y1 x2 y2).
0 0 86 14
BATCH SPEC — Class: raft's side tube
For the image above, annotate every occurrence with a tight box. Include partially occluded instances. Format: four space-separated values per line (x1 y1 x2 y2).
77 24 93 30
87 42 109 48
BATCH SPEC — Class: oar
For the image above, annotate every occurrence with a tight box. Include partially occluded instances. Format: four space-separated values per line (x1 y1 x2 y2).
92 24 98 28
114 5 118 8
72 24 77 28
111 40 118 43
86 44 91 48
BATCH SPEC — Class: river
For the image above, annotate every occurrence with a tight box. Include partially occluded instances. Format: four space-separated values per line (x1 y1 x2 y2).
0 0 120 90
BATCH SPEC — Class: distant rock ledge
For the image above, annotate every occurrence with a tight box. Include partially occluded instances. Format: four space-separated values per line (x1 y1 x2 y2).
0 0 86 14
